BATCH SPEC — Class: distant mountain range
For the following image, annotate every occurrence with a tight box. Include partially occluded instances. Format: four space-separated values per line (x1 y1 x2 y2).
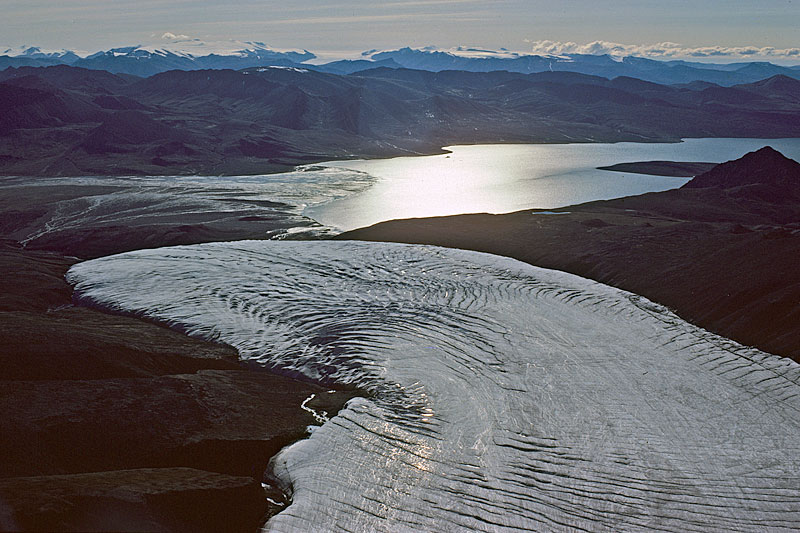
363 48 800 86
2 45 799 86
0 44 315 78
1 63 799 176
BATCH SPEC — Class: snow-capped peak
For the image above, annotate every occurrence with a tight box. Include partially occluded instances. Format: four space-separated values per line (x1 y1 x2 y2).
2 45 83 59
137 36 315 62
254 66 310 73
2 39 316 64
368 46 532 60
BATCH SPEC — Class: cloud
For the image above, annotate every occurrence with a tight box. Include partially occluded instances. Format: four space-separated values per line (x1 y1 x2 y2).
525 40 800 61
161 32 192 41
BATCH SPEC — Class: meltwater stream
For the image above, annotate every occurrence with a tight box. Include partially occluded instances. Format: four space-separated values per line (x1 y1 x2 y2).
67 241 800 532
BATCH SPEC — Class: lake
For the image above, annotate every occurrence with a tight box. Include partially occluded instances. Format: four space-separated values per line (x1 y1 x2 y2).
35 138 800 240
307 138 800 230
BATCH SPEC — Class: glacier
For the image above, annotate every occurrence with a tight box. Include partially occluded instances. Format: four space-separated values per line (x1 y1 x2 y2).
66 240 800 532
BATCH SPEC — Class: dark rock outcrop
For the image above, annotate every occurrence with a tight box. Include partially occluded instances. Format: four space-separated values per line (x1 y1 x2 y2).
0 468 268 532
683 146 800 194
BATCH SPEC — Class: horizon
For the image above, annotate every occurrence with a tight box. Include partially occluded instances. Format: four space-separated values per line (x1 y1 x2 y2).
3 40 800 68
2 0 799 65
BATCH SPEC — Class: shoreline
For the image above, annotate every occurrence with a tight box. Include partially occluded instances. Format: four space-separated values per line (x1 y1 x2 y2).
0 136 764 179
3 136 796 182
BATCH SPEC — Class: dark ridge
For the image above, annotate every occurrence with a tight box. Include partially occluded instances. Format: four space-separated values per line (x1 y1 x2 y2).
0 64 135 93
738 74 800 94
0 82 106 134
597 161 717 177
132 68 281 99
608 75 676 93
683 146 800 191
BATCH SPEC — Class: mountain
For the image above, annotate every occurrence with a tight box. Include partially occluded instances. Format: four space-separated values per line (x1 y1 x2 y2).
365 48 800 86
1 46 80 64
0 46 80 69
338 148 800 361
313 58 404 75
2 44 799 84
72 44 315 77
735 75 800 103
0 77 107 135
0 42 315 78
0 64 137 92
683 146 800 197
1 65 799 176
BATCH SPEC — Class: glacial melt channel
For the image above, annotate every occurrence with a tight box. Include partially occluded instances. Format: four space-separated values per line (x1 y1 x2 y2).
66 241 800 532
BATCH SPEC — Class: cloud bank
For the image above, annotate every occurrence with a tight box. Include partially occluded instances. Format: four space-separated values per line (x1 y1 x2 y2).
526 40 800 61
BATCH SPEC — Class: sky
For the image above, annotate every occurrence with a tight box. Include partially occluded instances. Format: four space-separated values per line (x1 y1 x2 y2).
2 0 799 63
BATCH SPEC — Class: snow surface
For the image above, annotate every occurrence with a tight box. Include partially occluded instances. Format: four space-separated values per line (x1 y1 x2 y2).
367 46 545 60
133 37 313 59
67 241 800 532
256 66 310 73
1 45 79 57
